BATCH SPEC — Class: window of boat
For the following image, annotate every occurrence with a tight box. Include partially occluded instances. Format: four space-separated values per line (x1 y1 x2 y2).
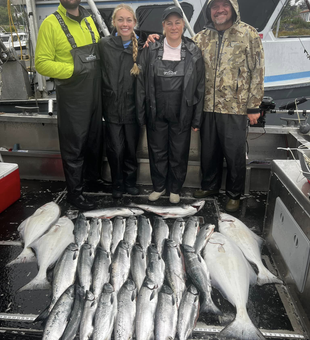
136 3 194 34
1 36 9 42
273 1 310 38
194 0 280 33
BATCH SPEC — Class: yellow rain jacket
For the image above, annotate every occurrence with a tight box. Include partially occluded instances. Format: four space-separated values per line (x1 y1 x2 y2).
35 4 100 79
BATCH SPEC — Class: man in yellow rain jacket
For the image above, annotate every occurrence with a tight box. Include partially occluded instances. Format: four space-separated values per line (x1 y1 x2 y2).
193 0 265 212
35 0 103 210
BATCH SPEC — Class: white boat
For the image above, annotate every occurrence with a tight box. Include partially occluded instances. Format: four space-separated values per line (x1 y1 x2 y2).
0 32 29 50
32 0 310 107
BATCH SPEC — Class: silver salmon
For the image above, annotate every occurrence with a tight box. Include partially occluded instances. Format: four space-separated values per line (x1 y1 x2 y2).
93 283 117 340
42 285 75 340
87 217 102 253
77 243 95 292
131 244 147 293
80 290 97 340
154 285 178 340
84 207 144 219
110 240 131 294
73 213 89 249
177 284 200 340
182 216 199 247
137 215 152 258
129 201 205 219
111 216 126 256
114 279 136 340
136 277 158 340
194 223 215 254
43 242 79 320
147 246 165 291
123 216 138 251
100 218 113 254
169 218 185 246
163 239 186 306
152 216 169 258
91 246 111 300
62 285 85 340
182 244 220 315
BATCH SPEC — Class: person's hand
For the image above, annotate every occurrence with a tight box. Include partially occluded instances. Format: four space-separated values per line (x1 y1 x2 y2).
143 34 160 48
192 127 199 132
247 113 261 125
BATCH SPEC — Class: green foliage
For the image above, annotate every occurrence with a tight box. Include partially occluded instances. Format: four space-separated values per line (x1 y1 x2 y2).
0 0 7 7
273 1 310 37
0 6 9 25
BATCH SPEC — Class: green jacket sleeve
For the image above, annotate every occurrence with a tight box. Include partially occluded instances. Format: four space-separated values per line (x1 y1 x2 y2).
35 19 74 79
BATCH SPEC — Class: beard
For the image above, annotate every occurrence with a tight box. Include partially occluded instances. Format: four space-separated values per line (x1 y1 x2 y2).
60 0 81 10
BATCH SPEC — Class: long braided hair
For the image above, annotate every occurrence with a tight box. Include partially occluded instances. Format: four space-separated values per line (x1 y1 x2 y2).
112 4 140 76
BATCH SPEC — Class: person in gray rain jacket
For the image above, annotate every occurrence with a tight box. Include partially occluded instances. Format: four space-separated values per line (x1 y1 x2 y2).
193 0 265 212
136 6 205 204
99 4 146 199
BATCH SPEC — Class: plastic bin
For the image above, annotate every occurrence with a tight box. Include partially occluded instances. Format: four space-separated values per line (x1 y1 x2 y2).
0 163 21 213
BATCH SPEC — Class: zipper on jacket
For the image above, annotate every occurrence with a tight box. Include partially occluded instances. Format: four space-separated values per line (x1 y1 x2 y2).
236 67 240 92
213 33 220 113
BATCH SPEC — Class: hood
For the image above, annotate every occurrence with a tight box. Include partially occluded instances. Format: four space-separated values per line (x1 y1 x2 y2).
205 0 240 28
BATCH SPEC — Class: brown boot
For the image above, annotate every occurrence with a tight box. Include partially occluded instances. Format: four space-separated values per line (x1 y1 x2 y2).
225 199 240 213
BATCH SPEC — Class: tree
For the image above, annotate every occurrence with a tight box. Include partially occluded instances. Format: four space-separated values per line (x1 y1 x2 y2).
0 6 9 25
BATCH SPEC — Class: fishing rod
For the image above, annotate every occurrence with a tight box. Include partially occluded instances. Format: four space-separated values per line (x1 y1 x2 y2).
257 96 310 133
86 0 110 37
172 0 195 37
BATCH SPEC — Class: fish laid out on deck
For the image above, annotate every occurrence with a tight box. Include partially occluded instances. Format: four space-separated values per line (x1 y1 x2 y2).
129 200 205 219
83 207 144 219
6 201 283 340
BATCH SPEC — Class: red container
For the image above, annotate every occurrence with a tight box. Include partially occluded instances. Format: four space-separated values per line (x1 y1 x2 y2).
0 163 21 213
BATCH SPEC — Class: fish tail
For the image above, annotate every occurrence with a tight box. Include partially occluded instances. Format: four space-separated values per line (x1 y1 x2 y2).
6 247 36 266
257 267 283 286
34 307 50 322
17 275 51 292
220 310 266 340
200 294 222 315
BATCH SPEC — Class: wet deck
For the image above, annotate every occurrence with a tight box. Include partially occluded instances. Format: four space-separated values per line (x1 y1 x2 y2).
0 180 307 339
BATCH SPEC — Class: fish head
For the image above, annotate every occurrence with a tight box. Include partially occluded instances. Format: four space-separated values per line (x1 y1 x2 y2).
165 238 177 248
130 208 144 216
219 213 235 223
180 244 195 254
160 284 174 295
143 277 157 290
187 284 199 296
191 200 205 212
103 283 114 293
124 279 136 291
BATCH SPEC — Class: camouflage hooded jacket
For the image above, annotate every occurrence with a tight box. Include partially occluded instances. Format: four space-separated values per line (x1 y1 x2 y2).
193 0 265 115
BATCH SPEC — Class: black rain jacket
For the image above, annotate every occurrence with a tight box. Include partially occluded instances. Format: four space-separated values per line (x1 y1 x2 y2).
98 30 146 124
136 35 205 132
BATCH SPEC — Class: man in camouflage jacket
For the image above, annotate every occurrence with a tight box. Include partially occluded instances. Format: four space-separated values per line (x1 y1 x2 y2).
193 0 265 212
